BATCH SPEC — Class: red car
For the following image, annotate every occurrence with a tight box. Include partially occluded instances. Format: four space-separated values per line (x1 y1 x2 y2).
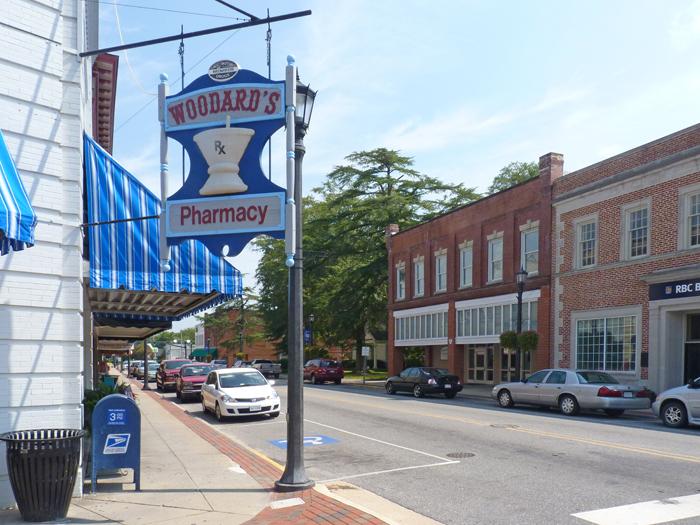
156 359 192 391
176 363 216 401
304 359 344 385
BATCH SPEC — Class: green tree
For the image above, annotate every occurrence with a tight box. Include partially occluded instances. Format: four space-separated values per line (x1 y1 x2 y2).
255 148 481 364
486 161 539 195
197 287 265 362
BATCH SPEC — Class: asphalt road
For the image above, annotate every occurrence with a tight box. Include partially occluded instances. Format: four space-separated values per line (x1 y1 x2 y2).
160 381 700 525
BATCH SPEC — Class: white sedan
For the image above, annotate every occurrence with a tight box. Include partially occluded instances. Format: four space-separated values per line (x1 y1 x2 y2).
201 368 280 421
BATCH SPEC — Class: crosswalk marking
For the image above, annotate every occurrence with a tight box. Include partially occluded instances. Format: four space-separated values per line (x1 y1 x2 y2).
573 494 700 525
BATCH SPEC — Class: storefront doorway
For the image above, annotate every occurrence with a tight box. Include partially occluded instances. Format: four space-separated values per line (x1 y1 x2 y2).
686 314 700 384
467 345 493 383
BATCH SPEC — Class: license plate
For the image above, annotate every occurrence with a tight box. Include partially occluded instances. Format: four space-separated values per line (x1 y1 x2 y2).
623 391 633 398
250 405 261 412
444 384 451 389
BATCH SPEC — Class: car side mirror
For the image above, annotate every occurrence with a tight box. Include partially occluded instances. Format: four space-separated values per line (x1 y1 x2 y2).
521 377 527 383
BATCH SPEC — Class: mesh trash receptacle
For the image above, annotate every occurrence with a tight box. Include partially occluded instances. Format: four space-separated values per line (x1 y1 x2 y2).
0 429 88 522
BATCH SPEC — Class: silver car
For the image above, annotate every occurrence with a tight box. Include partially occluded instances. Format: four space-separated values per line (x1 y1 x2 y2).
652 377 700 428
201 368 280 421
492 368 650 417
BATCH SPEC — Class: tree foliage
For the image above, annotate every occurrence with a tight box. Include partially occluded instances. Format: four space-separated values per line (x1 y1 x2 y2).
486 161 539 195
254 148 480 362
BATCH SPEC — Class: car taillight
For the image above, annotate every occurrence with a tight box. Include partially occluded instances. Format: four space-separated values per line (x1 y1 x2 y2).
428 378 437 385
636 389 648 398
597 386 622 397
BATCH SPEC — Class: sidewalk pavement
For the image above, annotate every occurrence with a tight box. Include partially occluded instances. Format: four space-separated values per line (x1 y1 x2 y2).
0 370 442 525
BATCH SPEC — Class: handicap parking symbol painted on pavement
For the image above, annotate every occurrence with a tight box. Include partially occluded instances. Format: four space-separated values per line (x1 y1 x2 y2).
104 434 131 454
269 435 340 449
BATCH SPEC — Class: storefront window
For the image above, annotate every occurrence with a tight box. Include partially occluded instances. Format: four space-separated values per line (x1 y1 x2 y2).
576 316 636 371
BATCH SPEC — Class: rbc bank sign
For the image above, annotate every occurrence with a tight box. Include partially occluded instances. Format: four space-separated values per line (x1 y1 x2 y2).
649 278 700 301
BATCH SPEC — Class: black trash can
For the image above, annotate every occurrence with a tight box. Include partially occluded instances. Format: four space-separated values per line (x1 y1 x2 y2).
0 429 88 522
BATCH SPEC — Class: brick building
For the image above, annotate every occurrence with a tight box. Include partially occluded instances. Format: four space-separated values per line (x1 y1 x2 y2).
552 123 700 392
204 310 279 365
385 154 562 382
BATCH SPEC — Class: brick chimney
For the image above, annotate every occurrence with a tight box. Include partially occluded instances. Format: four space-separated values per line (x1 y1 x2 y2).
539 153 564 186
385 224 399 249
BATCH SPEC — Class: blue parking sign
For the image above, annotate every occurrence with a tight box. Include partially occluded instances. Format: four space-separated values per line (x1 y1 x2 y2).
304 329 311 344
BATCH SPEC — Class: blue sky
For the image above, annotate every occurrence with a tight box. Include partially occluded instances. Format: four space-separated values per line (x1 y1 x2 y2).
100 1 700 329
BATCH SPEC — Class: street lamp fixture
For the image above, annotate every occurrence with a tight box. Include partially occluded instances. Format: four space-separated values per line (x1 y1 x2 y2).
515 268 528 381
275 71 316 493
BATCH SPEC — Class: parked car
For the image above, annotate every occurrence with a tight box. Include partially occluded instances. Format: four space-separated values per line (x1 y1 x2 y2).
304 359 344 385
156 358 192 391
234 360 252 368
250 359 282 378
492 369 650 416
176 364 216 402
385 367 463 398
211 360 228 369
136 361 160 380
201 368 280 421
652 376 700 428
129 360 143 377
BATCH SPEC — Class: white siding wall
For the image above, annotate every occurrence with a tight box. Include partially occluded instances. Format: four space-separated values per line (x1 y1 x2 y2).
0 0 92 506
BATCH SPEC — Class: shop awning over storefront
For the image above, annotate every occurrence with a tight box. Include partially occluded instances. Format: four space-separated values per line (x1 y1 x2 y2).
84 134 241 339
0 128 37 255
192 348 217 358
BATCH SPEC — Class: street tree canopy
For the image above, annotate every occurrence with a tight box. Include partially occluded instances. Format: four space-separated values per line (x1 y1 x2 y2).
486 161 539 195
254 148 481 363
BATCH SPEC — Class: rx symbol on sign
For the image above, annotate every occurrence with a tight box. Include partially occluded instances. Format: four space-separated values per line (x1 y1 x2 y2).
215 140 226 155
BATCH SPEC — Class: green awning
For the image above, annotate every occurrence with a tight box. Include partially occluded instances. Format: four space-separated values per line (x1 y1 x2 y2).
192 347 217 358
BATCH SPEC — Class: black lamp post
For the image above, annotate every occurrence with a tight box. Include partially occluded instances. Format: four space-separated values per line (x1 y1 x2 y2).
515 268 528 381
275 73 316 493
142 337 151 390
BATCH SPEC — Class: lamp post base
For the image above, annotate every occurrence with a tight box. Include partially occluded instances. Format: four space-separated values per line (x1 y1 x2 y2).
274 479 315 493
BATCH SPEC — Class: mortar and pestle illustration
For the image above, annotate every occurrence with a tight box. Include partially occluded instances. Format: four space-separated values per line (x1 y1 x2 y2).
193 116 255 196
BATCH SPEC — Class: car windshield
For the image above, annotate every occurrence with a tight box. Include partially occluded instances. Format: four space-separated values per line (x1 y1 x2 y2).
166 361 189 369
319 360 340 367
183 366 214 377
576 371 619 384
421 367 451 376
219 371 267 388
148 362 159 369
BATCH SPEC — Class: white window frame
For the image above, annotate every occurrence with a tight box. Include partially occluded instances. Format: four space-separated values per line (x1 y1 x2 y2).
679 185 700 251
621 199 651 261
396 267 405 300
460 247 473 288
573 213 598 269
488 239 503 282
435 255 447 292
571 306 641 375
414 261 424 297
521 229 539 275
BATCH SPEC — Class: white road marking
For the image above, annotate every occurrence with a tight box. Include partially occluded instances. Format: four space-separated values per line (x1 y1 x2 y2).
317 460 460 484
305 419 453 461
305 419 459 483
573 494 700 524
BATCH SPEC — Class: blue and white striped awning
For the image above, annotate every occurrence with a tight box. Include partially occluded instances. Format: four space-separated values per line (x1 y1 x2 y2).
84 134 241 321
0 128 37 255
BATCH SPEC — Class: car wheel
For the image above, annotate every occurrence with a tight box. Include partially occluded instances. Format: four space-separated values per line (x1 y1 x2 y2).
334 378 341 385
413 384 424 398
662 401 688 428
559 395 580 416
386 382 395 395
269 411 280 418
201 397 208 413
215 403 225 422
274 374 280 379
604 409 625 417
445 392 457 399
311 374 319 385
498 389 514 408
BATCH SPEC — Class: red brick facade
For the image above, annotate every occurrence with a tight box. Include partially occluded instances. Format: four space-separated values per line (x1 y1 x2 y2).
386 154 561 382
552 123 700 390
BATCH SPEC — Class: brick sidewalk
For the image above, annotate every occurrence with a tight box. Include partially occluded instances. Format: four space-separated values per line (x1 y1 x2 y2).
135 382 388 525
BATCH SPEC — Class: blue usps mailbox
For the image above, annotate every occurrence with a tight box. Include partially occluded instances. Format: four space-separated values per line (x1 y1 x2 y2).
91 394 141 493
